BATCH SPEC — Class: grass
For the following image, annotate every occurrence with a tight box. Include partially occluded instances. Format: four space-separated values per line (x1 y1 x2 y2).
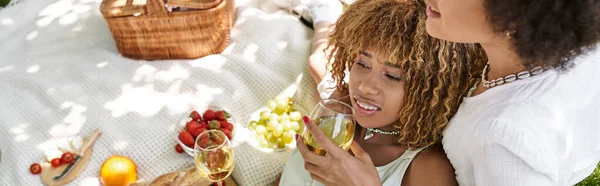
577 163 600 186
0 0 9 7
0 0 10 7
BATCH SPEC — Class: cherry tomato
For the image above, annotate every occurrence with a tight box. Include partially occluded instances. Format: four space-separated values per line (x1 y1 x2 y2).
50 158 62 167
61 152 75 164
30 163 42 174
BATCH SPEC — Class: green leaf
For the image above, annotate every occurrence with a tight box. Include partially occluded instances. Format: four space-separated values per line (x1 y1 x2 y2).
0 0 10 7
576 162 600 186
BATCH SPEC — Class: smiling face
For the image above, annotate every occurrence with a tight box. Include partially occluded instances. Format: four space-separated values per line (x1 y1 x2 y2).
326 0 486 148
348 50 405 129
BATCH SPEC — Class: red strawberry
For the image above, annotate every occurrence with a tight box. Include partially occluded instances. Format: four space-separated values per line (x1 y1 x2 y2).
200 119 210 126
203 109 215 121
209 120 221 129
199 123 208 130
175 144 184 153
190 127 206 139
221 121 234 130
198 137 210 148
187 122 203 138
222 128 232 139
189 110 202 121
215 111 226 121
186 120 202 131
178 129 195 148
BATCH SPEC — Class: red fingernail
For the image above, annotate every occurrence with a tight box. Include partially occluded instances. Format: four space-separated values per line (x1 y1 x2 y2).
303 116 309 123
295 134 298 140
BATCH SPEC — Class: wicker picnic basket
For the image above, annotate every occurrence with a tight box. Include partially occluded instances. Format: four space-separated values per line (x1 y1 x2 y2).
100 0 235 60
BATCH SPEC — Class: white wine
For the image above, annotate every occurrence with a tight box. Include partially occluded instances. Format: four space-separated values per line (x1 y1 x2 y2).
304 116 355 155
195 145 235 181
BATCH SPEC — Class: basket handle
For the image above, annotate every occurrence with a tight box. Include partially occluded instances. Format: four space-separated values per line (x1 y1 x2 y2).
146 0 168 15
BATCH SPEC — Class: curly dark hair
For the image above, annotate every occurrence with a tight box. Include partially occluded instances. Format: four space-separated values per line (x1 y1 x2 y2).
485 0 600 69
326 0 486 148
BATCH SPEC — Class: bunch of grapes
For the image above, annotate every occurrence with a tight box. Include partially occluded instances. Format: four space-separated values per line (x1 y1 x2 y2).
248 97 304 149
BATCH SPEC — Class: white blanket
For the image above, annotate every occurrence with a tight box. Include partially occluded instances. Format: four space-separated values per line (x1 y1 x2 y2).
0 0 318 185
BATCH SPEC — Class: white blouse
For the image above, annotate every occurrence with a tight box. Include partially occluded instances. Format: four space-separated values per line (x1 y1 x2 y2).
443 49 600 185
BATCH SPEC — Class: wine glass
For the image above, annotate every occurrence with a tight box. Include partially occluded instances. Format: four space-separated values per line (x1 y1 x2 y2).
303 99 355 185
194 130 235 186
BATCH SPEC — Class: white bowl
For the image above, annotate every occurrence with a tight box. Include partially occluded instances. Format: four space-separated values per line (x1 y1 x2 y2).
176 106 237 157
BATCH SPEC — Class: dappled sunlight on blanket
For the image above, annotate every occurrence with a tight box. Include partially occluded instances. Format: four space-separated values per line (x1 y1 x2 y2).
37 0 94 27
25 30 38 40
132 64 191 83
188 55 228 72
26 65 40 73
1 17 13 25
112 140 129 151
0 65 15 74
104 80 224 117
10 123 30 142
49 102 88 137
96 61 109 68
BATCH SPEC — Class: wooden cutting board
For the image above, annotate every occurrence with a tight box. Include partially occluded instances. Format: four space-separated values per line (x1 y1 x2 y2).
40 129 102 186
131 167 237 186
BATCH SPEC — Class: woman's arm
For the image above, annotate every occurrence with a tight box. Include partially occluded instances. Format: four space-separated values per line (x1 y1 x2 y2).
402 145 458 186
273 174 281 186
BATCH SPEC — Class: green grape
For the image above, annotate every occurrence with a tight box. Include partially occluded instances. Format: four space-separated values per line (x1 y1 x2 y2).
248 120 258 130
279 113 289 122
266 133 275 142
288 130 297 137
256 125 267 135
260 110 271 121
258 119 267 126
289 111 302 122
285 105 293 113
282 120 291 131
276 137 287 148
267 120 279 131
269 113 279 122
268 133 279 143
268 141 277 148
267 100 277 111
258 134 268 148
282 132 293 144
289 121 300 131
276 98 288 110
296 121 305 133
273 108 285 115
273 124 284 137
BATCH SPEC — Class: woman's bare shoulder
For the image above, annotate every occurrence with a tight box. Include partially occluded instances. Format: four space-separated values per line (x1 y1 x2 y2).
401 144 457 186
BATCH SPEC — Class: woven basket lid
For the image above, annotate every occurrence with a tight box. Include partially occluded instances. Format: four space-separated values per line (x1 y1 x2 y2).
166 0 223 9
101 0 166 18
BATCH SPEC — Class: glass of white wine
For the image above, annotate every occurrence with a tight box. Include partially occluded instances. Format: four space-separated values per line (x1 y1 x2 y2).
303 99 355 184
194 130 235 186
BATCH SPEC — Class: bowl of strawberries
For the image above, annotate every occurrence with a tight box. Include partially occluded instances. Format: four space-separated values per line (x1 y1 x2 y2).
176 106 236 157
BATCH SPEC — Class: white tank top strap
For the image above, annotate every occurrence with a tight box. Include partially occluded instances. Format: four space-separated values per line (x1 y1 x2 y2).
399 145 429 160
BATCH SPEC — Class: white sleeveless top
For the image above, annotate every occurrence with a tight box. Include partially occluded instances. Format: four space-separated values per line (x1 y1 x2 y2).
279 146 428 186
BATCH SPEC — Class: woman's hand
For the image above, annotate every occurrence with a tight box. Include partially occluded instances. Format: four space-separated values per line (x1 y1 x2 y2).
296 116 382 186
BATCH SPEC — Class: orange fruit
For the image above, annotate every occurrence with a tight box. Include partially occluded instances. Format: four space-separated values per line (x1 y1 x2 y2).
100 156 137 186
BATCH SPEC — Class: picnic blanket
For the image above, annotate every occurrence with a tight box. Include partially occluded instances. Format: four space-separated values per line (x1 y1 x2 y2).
0 0 319 185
